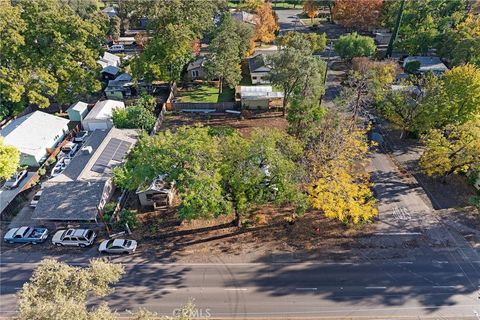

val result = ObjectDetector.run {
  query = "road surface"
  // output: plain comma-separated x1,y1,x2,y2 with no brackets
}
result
1,256,480,319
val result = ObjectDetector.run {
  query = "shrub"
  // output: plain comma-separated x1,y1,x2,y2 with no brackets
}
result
38,168,46,176
115,209,140,230
469,195,480,209
404,60,421,74
335,32,376,61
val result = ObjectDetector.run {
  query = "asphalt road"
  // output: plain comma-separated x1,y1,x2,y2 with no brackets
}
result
1,257,480,319
275,9,309,34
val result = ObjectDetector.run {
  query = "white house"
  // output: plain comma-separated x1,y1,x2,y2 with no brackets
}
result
248,53,274,84
0,111,69,167
97,52,121,68
82,100,125,131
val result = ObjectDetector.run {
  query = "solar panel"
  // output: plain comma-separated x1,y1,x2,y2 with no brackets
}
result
91,138,132,174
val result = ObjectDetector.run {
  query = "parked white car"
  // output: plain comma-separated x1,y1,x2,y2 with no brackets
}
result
73,130,88,143
52,229,96,247
108,44,124,53
30,190,43,208
4,170,28,189
98,239,137,254
50,158,71,177
58,142,79,159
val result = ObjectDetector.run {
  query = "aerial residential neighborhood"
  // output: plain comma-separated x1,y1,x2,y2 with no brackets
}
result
0,0,480,319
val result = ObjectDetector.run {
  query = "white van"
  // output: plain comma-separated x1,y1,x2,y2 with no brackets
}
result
108,44,124,53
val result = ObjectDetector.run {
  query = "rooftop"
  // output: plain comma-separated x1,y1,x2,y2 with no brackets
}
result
67,101,88,113
239,86,284,99
403,56,448,73
33,128,138,221
102,65,121,76
248,53,272,73
83,100,125,121
0,111,69,157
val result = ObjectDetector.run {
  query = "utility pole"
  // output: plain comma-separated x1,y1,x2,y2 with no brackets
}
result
386,0,405,58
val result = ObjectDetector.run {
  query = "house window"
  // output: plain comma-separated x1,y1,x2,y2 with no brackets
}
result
192,70,199,78
252,76,257,80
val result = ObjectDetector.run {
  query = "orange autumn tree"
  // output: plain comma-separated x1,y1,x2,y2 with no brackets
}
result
303,0,319,23
255,3,279,43
332,0,383,30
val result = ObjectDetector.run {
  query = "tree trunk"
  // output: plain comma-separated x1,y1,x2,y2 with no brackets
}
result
233,204,242,228
386,0,405,58
282,92,288,117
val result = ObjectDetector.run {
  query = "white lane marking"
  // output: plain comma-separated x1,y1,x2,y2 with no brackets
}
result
374,232,422,236
223,288,248,291
432,286,456,288
432,260,449,264
398,261,413,264
161,288,178,291
365,286,387,289
295,287,318,291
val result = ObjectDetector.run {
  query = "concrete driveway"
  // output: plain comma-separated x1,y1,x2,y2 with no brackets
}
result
0,172,35,213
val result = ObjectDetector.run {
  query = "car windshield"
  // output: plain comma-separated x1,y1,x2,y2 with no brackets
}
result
33,195,41,201
106,239,115,248
85,230,93,239
124,240,132,247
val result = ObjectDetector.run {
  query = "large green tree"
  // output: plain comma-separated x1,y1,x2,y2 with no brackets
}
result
269,36,326,116
420,118,480,178
0,0,107,117
334,32,376,61
17,258,124,320
381,0,467,54
114,126,230,220
112,94,157,132
205,14,255,93
220,129,308,226
438,14,480,67
0,138,20,180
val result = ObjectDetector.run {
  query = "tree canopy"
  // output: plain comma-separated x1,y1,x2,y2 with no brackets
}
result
112,94,157,132
332,0,383,30
420,118,480,177
254,3,279,43
381,0,467,55
205,13,255,93
438,14,480,67
278,31,327,53
334,32,376,61
0,138,20,180
0,0,108,118
17,258,124,320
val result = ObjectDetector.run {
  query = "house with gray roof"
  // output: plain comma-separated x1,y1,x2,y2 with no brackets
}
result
32,128,138,221
248,52,274,84
186,57,206,80
403,56,448,75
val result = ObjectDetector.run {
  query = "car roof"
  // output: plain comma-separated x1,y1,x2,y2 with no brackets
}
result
112,239,126,246
66,229,89,237
16,226,29,235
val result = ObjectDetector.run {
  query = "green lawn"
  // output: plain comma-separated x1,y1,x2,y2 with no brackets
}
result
227,1,301,9
176,85,235,103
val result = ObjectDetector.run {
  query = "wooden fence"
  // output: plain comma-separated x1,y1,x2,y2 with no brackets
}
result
166,101,239,112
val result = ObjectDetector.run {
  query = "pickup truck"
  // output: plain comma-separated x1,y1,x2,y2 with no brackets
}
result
4,226,49,244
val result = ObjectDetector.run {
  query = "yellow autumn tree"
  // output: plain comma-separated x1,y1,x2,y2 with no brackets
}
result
239,0,264,12
308,167,378,224
303,0,319,23
306,113,378,225
255,3,278,44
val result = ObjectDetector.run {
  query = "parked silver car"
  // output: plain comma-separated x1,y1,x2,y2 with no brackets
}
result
73,130,88,143
4,170,28,189
52,229,96,247
98,239,137,254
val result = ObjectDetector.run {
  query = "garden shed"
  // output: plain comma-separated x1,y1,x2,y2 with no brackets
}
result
67,101,89,122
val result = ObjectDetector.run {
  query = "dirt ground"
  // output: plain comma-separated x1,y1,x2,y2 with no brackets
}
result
131,204,375,263
160,111,288,137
